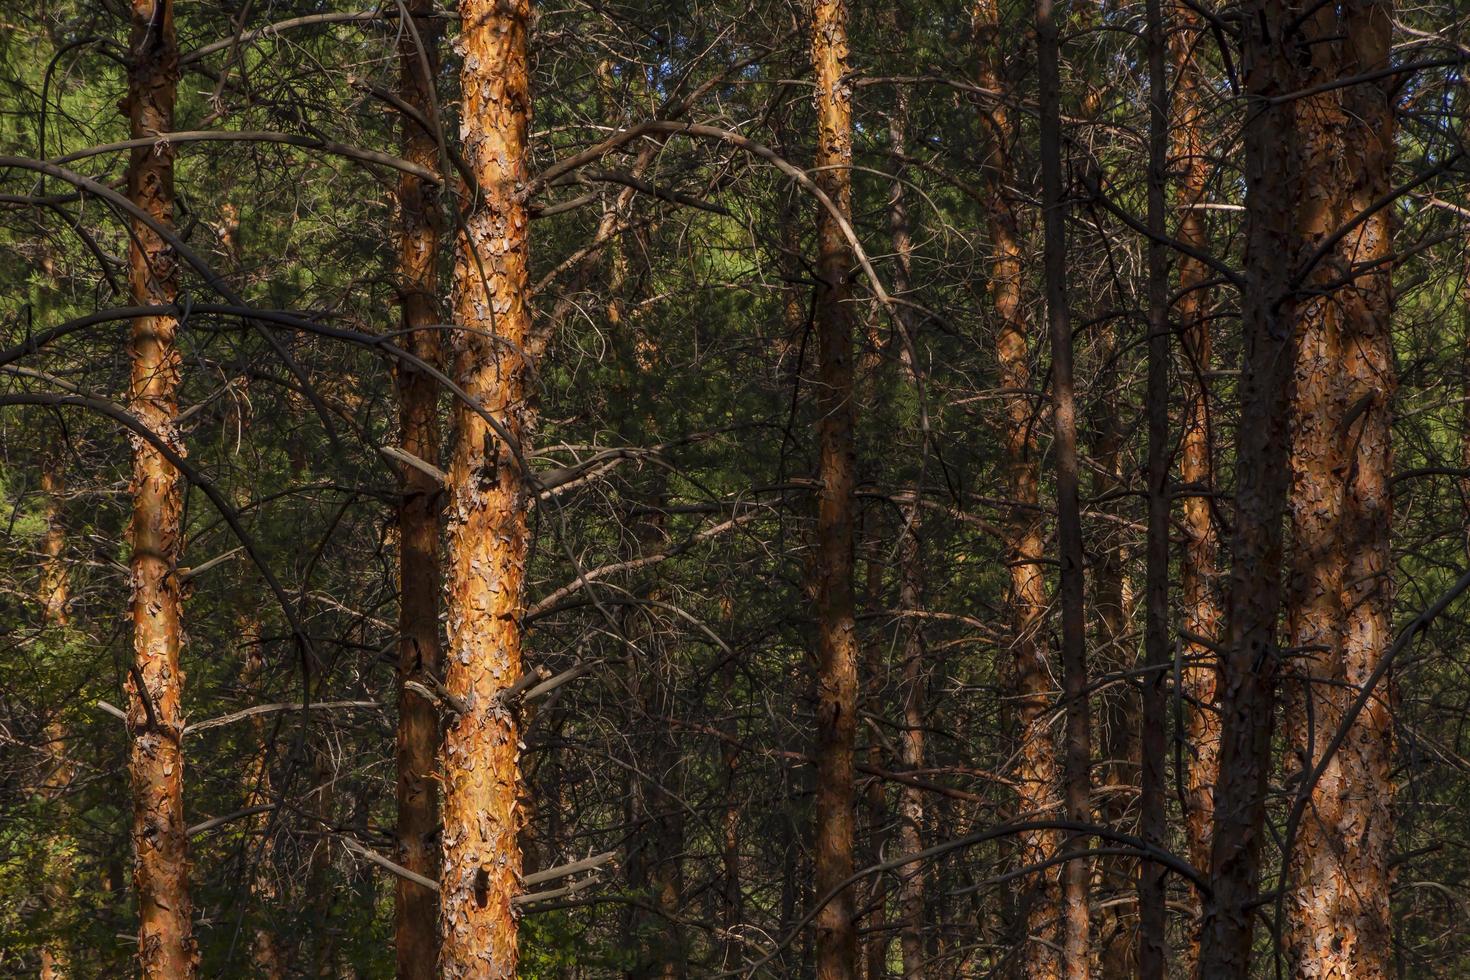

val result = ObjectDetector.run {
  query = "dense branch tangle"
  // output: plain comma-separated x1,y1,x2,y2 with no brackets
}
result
0,0,1466,977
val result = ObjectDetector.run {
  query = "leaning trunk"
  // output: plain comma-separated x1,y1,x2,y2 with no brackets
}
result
439,0,534,974
123,1,196,975
393,2,446,976
809,0,861,977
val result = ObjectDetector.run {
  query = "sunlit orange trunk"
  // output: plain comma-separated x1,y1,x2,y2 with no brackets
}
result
38,458,74,980
1168,2,1220,946
808,1,860,977
394,2,445,976
439,0,533,974
123,1,196,975
1283,3,1397,975
974,1,1060,974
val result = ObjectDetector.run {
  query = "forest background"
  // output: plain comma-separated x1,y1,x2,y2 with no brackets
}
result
0,0,1468,977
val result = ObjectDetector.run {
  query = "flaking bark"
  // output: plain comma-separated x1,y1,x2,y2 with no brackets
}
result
1169,5,1221,963
1282,3,1397,975
123,1,197,975
438,0,535,974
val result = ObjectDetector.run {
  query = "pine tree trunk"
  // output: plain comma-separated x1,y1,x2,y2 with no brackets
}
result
625,495,687,980
973,3,1062,973
1137,0,1170,973
393,2,445,976
1196,1,1306,970
38,457,74,980
1282,3,1397,975
895,502,927,980
236,615,286,980
1092,323,1137,980
880,70,928,978
123,2,196,974
718,637,743,972
439,0,534,974
861,542,891,980
1036,1,1092,973
1169,5,1220,965
809,0,860,976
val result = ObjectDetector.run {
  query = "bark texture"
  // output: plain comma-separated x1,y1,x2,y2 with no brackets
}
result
1196,0,1307,971
123,1,197,974
394,2,445,976
439,0,534,974
1282,3,1397,976
809,0,860,977
973,2,1061,973
1169,0,1220,932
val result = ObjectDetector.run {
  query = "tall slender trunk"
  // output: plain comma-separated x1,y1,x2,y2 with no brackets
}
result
624,494,686,980
1196,1,1307,971
809,0,860,976
307,742,342,977
881,70,929,979
38,458,74,980
973,2,1061,973
1036,2,1091,974
1169,2,1220,956
1462,261,1470,560
1092,324,1136,980
439,0,533,974
718,632,743,972
393,2,445,976
123,2,196,974
895,502,927,980
1137,0,1170,974
237,615,286,980
861,544,891,980
1283,3,1397,975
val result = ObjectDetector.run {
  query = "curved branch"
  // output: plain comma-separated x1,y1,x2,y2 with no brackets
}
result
0,391,318,677
523,120,893,309
0,155,340,447
50,130,439,185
